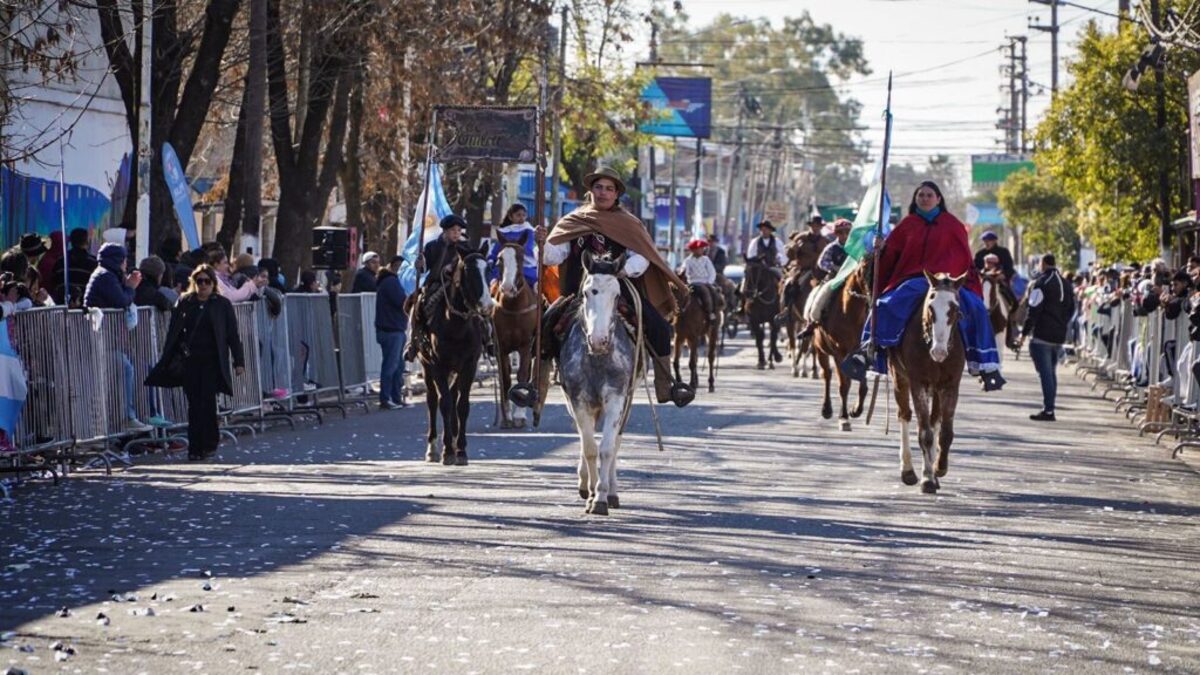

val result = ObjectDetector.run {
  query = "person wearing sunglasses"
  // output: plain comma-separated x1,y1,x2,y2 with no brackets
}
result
150,264,245,461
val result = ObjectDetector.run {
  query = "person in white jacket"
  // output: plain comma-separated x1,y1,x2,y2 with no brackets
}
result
681,239,718,320
207,248,264,303
745,220,788,270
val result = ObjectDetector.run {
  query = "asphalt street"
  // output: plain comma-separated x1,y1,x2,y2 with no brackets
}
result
2,336,1199,673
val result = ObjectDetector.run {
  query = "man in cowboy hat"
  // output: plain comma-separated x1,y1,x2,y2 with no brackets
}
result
19,233,47,267
682,238,719,321
535,166,695,407
404,214,472,361
798,218,854,340
746,220,787,270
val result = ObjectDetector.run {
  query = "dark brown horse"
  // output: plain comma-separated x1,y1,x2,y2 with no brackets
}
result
673,285,723,393
742,260,783,369
890,272,967,494
780,265,819,378
419,246,494,465
490,236,545,428
812,261,870,431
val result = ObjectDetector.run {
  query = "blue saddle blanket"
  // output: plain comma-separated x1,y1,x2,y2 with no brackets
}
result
863,276,1001,374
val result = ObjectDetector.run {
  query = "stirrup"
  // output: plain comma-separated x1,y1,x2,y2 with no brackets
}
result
507,382,538,408
980,370,1006,392
670,381,695,407
840,351,868,383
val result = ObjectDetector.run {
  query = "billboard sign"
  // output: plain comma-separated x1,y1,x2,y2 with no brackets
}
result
1188,71,1200,193
971,153,1034,191
640,77,712,138
435,106,538,162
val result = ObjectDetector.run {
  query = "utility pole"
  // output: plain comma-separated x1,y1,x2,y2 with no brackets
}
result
1018,36,1029,154
1029,0,1060,94
1151,0,1171,254
1001,39,1019,154
1119,0,1131,30
549,5,566,223
723,85,747,250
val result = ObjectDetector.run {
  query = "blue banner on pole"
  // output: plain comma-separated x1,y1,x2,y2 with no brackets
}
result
162,142,200,250
640,77,712,138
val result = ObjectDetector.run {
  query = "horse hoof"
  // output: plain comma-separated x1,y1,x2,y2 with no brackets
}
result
455,453,469,466
792,368,799,378
757,362,765,370
587,500,609,516
579,487,589,500
425,453,439,463
821,406,833,420
607,495,620,509
936,455,949,476
773,352,783,363
441,452,456,466
499,419,513,429
708,383,715,393
901,469,918,486
839,420,852,432
515,418,526,429
920,479,938,494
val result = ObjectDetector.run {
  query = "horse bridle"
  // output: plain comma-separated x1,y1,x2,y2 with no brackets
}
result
921,284,961,346
444,253,487,320
746,263,779,305
496,241,527,294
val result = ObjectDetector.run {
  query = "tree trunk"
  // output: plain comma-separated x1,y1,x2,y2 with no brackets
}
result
341,63,365,245
218,84,251,253
240,0,268,253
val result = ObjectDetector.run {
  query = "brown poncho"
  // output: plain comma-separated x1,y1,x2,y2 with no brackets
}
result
548,199,684,316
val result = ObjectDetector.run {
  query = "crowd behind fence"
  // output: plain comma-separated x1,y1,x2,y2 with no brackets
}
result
1069,260,1200,459
0,292,387,494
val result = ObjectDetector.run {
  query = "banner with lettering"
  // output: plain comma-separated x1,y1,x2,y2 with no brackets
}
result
435,106,538,162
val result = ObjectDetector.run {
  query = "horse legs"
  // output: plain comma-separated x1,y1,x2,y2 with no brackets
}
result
707,326,718,393
673,330,685,382
687,335,699,391
435,371,457,466
453,360,478,465
606,432,623,510
575,411,599,507
786,319,798,376
769,321,782,367
818,350,833,419
851,367,868,418
935,387,959,477
753,322,766,369
513,344,531,428
892,366,917,486
911,386,938,493
496,346,513,429
588,397,625,516
836,361,853,432
424,367,440,462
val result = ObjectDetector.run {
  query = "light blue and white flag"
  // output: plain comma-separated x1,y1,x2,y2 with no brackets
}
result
0,317,28,447
830,110,893,289
398,163,455,294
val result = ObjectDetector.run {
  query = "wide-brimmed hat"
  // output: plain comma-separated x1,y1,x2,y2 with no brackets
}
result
757,220,776,232
19,233,47,257
833,219,852,232
686,239,709,252
583,167,626,194
807,214,824,226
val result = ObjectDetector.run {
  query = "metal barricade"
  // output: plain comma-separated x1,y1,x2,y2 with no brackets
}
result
256,295,292,399
218,302,265,434
335,293,380,398
9,307,71,456
154,310,190,427
285,293,346,415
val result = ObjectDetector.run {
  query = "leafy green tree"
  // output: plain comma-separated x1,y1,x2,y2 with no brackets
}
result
656,11,871,205
1034,16,1200,262
997,168,1079,269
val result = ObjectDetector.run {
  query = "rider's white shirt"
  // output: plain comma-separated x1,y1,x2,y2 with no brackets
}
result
542,240,650,278
682,255,717,285
746,235,788,267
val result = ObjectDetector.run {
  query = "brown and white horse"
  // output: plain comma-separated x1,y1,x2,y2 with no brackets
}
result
491,235,547,428
890,272,967,494
673,284,723,393
982,276,1019,359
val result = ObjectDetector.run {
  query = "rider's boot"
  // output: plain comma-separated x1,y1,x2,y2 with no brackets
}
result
797,321,818,340
650,354,695,407
404,303,423,362
980,369,1006,392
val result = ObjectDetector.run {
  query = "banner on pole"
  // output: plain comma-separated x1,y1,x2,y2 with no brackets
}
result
161,142,200,249
434,106,538,162
640,77,713,138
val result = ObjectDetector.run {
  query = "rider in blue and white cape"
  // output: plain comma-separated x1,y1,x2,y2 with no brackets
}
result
488,203,538,288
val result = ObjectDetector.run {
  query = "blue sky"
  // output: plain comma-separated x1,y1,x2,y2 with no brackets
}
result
646,0,1121,165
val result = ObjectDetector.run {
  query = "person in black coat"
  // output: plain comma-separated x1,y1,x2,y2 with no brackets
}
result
1018,254,1075,422
352,251,381,293
973,231,1015,282
152,264,245,461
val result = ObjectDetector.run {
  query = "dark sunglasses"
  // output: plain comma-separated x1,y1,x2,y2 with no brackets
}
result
195,277,215,286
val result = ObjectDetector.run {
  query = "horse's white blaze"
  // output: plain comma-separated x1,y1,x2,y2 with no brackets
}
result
475,259,495,311
927,286,958,362
498,247,520,296
581,274,620,354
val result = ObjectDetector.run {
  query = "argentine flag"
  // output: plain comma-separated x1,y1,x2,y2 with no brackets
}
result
829,109,893,290
398,163,455,294
0,313,28,447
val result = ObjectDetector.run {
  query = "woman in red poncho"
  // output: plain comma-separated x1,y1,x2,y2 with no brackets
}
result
865,181,1005,391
